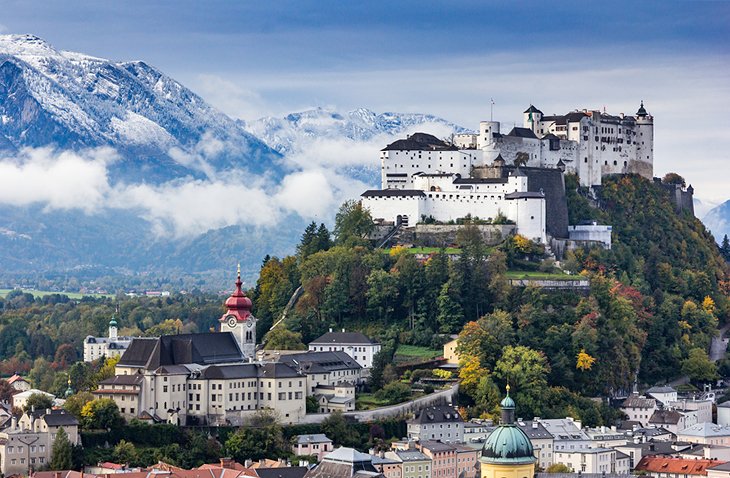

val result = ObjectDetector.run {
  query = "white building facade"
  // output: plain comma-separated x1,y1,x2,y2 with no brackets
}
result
308,330,381,370
83,318,136,362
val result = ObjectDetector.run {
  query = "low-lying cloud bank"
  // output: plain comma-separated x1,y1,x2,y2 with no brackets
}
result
0,122,456,237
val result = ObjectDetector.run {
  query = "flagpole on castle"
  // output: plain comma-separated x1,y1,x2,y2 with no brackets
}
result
490,98,495,122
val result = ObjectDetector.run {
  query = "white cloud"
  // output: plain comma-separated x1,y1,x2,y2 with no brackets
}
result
192,74,270,121
0,147,114,212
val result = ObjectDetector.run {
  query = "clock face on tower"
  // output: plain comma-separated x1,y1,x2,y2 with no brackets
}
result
246,320,253,328
226,315,238,328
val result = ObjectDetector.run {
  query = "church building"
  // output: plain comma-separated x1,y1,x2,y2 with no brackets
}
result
479,386,537,478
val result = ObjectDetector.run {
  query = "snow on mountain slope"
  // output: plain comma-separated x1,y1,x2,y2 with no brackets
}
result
0,34,281,183
703,199,730,243
246,107,469,155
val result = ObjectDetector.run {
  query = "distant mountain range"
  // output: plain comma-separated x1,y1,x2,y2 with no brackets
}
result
0,34,465,287
703,200,730,243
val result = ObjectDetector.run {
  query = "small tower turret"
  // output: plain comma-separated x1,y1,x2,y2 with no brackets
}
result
633,101,654,179
523,105,542,132
108,316,118,341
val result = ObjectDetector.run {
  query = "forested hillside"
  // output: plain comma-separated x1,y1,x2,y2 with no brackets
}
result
0,173,727,428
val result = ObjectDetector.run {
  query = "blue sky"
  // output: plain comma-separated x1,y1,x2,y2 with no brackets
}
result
2,0,729,205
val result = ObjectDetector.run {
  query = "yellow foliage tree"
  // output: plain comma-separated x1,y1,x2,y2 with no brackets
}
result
389,245,408,257
576,349,596,371
703,296,716,314
512,234,533,254
433,369,453,379
458,355,487,395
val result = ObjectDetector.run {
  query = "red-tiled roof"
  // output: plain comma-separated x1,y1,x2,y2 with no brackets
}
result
635,456,725,476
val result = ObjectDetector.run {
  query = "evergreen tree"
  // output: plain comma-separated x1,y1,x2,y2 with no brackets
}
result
315,223,333,252
296,222,319,259
436,281,464,333
50,427,73,470
334,200,374,246
721,235,730,262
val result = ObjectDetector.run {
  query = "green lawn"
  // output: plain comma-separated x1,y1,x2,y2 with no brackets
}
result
505,271,577,281
356,393,390,410
0,288,114,299
395,345,442,360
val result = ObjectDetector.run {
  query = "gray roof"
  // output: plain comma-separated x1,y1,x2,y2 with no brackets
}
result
382,133,458,152
410,405,463,425
394,450,430,462
679,423,730,437
310,332,378,346
646,385,676,394
504,191,544,199
118,333,243,369
296,434,332,445
622,394,657,409
98,374,143,386
514,420,553,439
280,351,362,374
708,463,730,472
649,409,682,425
538,418,590,441
361,189,426,198
419,440,456,452
507,127,538,139
42,410,78,427
258,467,308,478
200,364,259,379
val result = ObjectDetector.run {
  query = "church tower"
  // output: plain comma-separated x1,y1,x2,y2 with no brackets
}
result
219,265,257,360
480,386,536,478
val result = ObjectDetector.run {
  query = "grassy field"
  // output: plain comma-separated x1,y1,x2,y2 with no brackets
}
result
0,289,114,299
505,270,577,281
356,390,425,410
395,344,442,360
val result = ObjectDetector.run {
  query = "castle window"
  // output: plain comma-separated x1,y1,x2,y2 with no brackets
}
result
614,161,617,166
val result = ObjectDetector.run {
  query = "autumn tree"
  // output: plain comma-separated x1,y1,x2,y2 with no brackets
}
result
682,347,718,384
80,398,124,430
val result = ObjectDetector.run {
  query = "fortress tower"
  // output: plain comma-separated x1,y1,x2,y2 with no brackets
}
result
632,101,654,178
480,386,537,478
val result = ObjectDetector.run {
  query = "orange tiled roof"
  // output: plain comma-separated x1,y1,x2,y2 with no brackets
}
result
635,456,726,476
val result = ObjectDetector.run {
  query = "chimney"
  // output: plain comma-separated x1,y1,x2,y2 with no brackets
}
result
532,422,538,429
11,416,17,429
46,408,51,416
329,328,333,333
244,459,252,468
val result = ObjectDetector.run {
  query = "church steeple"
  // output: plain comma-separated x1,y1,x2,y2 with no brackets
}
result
219,265,256,360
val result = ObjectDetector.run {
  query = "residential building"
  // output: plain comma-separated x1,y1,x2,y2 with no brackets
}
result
646,386,678,406
463,421,492,444
313,382,356,413
371,453,403,478
304,447,385,478
649,410,692,435
669,399,713,425
635,456,722,478
538,417,591,452
515,420,554,470
391,449,431,478
418,441,457,478
454,445,479,478
678,424,730,446
443,337,459,367
708,462,730,478
719,402,730,427
5,374,31,392
553,448,630,474
278,351,364,394
679,444,730,461
621,394,658,427
308,329,381,370
407,405,465,444
584,426,629,448
613,441,691,470
293,434,334,461
12,389,56,411
0,409,79,476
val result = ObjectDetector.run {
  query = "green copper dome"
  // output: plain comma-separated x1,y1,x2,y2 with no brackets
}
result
109,317,118,327
481,386,536,465
481,425,535,464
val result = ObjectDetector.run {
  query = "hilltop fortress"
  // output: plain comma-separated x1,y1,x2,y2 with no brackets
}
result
361,103,654,244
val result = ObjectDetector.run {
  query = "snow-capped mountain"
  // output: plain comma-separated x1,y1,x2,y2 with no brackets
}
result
703,199,730,243
245,107,469,155
0,34,280,183
0,35,470,286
